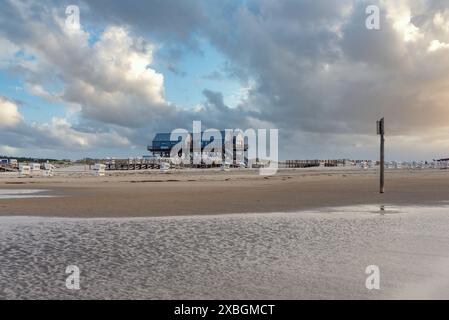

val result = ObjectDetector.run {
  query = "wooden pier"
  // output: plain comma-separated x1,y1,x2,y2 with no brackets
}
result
284,160,340,168
105,159,160,170
284,160,320,168
105,158,230,170
0,164,18,172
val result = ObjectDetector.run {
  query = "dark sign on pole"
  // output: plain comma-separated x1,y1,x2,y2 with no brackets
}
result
376,119,384,135
377,118,385,193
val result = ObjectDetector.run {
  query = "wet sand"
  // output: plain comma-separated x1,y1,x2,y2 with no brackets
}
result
1,168,449,217
2,205,449,299
2,168,449,299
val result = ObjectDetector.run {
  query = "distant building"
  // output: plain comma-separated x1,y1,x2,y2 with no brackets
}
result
0,159,17,167
149,132,191,157
148,131,247,164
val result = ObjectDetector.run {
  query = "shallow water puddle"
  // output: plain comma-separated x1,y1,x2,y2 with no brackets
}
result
314,204,404,216
0,189,54,199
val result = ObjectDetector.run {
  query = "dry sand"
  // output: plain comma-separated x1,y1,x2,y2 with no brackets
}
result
1,168,449,217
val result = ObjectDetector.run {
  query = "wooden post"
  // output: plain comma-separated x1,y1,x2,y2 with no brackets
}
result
380,131,385,193
377,118,385,193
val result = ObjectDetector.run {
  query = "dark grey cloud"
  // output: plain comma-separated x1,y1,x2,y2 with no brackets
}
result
202,0,449,140
82,0,205,42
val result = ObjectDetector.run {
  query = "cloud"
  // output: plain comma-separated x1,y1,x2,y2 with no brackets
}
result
0,37,19,68
428,39,449,51
25,83,62,103
0,0,179,157
1,116,132,159
0,0,175,125
1,0,449,160
60,26,169,127
0,144,20,156
30,117,131,149
0,97,23,128
203,0,449,143
82,0,205,42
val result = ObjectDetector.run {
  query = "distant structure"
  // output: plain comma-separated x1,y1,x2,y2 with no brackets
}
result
148,131,247,165
148,132,192,158
0,159,18,172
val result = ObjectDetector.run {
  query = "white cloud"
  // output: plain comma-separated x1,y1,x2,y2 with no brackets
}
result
428,39,449,52
433,11,449,32
53,24,168,126
3,1,169,127
385,0,423,42
72,26,167,113
0,145,20,155
30,117,131,149
0,97,23,128
25,83,62,103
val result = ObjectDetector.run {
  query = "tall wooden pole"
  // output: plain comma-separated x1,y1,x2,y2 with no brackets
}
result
380,131,385,193
378,118,385,193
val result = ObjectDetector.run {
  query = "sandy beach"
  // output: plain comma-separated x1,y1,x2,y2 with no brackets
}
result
2,167,449,299
1,168,449,217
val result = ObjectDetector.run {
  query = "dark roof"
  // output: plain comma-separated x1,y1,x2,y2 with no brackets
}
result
152,131,237,142
153,133,173,142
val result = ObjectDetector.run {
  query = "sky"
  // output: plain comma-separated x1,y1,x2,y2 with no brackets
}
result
1,0,449,161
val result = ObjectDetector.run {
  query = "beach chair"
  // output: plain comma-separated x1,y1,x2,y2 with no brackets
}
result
357,161,368,170
43,163,55,177
30,163,42,176
93,163,106,176
394,161,402,169
160,161,170,172
221,161,231,171
19,165,31,177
